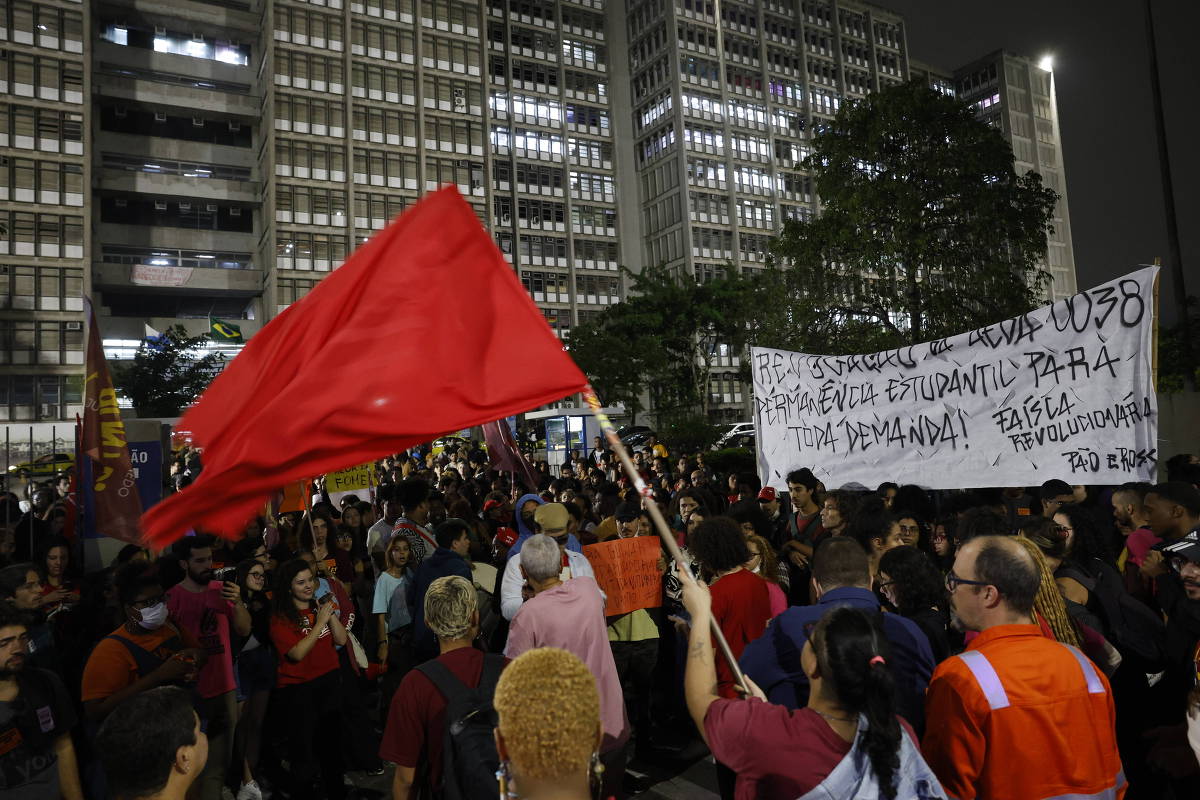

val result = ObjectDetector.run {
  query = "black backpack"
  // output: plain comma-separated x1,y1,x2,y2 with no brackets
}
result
1059,559,1167,671
417,653,507,800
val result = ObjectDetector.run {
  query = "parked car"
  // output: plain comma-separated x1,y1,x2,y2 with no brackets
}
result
8,452,74,477
714,422,754,449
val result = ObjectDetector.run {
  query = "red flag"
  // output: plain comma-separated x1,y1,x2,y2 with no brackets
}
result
141,187,588,545
81,300,143,544
482,419,539,490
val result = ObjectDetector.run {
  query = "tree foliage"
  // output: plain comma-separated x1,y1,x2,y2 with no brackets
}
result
567,265,757,418
771,80,1058,348
112,326,224,417
1158,295,1199,393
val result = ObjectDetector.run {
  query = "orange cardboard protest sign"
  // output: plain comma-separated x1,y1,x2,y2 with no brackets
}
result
582,536,663,617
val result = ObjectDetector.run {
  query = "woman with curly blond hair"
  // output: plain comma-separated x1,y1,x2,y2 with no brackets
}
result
494,647,604,800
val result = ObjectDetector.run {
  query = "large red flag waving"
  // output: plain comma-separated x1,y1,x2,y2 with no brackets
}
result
142,187,587,545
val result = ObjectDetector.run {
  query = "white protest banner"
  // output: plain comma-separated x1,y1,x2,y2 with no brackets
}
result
753,267,1159,490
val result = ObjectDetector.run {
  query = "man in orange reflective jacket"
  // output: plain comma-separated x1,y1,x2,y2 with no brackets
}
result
925,535,1126,800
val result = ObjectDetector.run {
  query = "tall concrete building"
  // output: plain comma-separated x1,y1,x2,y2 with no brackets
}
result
912,51,1079,300
626,0,911,418
0,0,1077,426
0,0,89,423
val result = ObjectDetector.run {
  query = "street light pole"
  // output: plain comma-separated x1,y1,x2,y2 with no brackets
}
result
1145,0,1194,387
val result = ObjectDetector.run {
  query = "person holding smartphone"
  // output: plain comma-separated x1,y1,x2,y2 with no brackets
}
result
269,558,348,799
166,536,251,800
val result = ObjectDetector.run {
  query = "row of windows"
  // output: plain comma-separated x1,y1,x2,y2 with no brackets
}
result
273,50,346,93
353,107,416,145
100,198,253,233
0,1,84,53
0,264,83,311
521,271,620,300
276,232,351,271
274,6,345,49
275,185,348,225
0,156,83,205
276,139,348,180
102,24,250,66
275,277,319,312
274,94,346,137
353,192,410,224
100,106,252,147
0,211,83,258
0,51,83,103
350,62,415,101
351,19,412,62
0,103,82,153
0,320,83,365
101,246,252,271
0,374,82,421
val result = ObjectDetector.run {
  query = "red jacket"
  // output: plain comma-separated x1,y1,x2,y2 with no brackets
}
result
923,624,1125,800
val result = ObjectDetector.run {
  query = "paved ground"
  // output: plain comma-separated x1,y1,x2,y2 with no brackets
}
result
337,738,722,799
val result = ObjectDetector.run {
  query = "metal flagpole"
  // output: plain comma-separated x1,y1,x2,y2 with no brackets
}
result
581,385,750,694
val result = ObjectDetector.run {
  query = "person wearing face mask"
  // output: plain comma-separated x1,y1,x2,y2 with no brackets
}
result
81,563,206,723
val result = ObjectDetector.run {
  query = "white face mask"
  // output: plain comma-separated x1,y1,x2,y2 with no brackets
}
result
137,601,169,630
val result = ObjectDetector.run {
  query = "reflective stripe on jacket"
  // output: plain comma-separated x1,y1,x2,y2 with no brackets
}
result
923,624,1126,800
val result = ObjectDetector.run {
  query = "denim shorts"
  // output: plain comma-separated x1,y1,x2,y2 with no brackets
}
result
235,645,277,701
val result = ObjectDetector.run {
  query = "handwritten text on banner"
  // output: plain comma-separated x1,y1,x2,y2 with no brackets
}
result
752,267,1159,490
582,536,663,617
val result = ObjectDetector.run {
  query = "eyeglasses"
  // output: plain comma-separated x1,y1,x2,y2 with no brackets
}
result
129,594,164,610
898,525,920,534
945,571,990,592
248,570,266,579
876,580,896,592
1054,524,1072,538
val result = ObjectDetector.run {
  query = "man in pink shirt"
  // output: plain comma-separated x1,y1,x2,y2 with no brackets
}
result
505,533,629,793
166,536,251,800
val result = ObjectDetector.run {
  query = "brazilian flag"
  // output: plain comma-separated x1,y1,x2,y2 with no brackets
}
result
209,317,244,343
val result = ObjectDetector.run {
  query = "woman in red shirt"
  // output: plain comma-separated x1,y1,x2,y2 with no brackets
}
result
688,516,775,800
269,558,348,799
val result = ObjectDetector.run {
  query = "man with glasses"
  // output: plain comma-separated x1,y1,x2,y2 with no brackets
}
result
924,535,1125,800
739,537,934,732
500,503,596,621
0,602,83,799
1038,478,1077,518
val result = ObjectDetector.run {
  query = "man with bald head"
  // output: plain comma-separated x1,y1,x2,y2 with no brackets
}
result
924,535,1126,800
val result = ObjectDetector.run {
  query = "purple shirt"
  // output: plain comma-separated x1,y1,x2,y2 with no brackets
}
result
505,576,629,745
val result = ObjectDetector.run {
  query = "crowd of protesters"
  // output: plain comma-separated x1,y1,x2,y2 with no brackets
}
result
0,435,1199,799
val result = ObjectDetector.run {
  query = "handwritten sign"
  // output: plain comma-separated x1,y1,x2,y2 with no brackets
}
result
327,463,373,493
583,536,663,617
753,267,1159,489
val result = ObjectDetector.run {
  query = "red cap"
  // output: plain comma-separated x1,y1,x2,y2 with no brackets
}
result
483,499,504,511
757,487,778,502
494,526,519,548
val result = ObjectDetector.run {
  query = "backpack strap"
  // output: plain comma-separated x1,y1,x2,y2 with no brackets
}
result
103,631,182,680
415,658,465,700
417,653,506,701
475,653,507,698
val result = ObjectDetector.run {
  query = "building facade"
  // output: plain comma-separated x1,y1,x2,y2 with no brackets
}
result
951,51,1077,299
0,0,1078,425
625,0,911,418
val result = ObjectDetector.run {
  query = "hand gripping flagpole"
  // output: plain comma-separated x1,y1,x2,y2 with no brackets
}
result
582,385,749,695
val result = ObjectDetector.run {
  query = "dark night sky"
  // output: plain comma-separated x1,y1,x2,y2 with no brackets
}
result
878,0,1199,324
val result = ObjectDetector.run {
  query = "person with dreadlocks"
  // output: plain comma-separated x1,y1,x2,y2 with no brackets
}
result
494,647,604,800
925,535,1125,800
1018,522,1121,676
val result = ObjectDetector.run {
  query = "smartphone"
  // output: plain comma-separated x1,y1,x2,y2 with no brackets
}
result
213,566,237,582
317,593,333,606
